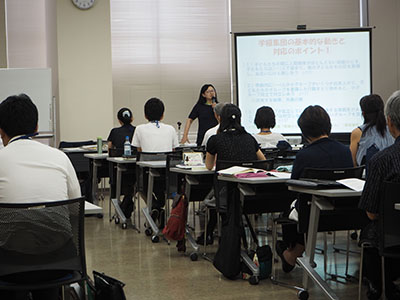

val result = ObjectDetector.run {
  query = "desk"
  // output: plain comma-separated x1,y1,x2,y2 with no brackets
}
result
84,153,108,206
136,161,166,242
106,157,138,230
288,185,362,300
395,203,400,210
218,175,294,285
170,167,214,260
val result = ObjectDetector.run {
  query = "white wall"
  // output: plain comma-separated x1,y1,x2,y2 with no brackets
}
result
231,0,359,33
369,0,400,101
0,0,6,68
57,0,113,141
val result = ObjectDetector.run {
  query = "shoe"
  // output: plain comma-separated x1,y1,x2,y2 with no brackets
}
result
196,233,213,245
275,240,295,273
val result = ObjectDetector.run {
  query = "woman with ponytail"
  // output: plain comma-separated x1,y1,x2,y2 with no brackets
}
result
205,104,265,170
198,104,265,248
107,107,136,219
350,94,395,166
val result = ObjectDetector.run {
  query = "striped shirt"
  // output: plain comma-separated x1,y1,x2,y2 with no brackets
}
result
359,136,400,214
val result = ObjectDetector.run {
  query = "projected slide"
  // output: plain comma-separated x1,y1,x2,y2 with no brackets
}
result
235,29,371,134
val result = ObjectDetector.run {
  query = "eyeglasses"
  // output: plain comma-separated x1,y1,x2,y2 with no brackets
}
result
205,90,215,94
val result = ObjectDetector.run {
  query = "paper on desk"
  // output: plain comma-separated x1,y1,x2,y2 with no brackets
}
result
267,171,292,179
336,178,365,192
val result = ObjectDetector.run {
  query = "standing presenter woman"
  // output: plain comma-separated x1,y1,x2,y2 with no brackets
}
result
180,84,219,146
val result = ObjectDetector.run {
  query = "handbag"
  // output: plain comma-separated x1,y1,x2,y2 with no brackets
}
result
93,270,127,300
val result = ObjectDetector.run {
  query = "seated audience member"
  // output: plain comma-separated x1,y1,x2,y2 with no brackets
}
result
358,90,400,300
350,94,394,166
0,94,81,300
197,104,265,245
252,106,288,148
132,97,178,227
201,102,226,147
276,105,353,273
107,107,136,218
132,98,178,153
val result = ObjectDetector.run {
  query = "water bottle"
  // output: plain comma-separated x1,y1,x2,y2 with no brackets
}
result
97,137,102,154
124,136,131,156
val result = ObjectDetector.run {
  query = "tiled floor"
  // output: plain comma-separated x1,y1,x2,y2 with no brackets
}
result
85,197,365,300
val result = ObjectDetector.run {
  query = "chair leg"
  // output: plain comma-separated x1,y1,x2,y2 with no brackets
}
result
358,245,365,300
345,230,350,277
382,256,386,300
323,232,328,280
203,208,208,252
192,201,196,229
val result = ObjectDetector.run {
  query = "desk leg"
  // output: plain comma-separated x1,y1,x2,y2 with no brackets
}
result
92,161,101,206
142,169,159,238
297,196,339,300
303,196,320,289
110,165,128,228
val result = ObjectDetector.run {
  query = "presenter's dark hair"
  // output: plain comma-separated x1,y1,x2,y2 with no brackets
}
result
298,105,331,140
145,98,164,121
0,94,38,138
254,106,276,129
197,84,218,104
360,94,387,137
219,104,245,134
117,107,133,125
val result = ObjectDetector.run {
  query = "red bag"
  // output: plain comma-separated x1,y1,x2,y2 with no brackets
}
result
162,194,188,241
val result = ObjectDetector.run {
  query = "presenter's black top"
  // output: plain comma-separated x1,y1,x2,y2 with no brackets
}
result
107,124,135,149
207,130,259,170
188,103,218,146
291,137,353,179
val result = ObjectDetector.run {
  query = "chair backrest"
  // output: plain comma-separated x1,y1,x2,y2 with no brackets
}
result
136,151,175,196
215,158,274,173
137,151,175,162
108,146,137,158
0,197,86,278
380,181,400,253
262,148,280,159
59,140,96,148
301,166,365,180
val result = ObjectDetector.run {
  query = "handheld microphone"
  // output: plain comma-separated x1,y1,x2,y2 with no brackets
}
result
212,96,216,103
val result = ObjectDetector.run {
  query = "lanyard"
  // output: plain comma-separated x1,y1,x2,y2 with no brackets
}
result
8,133,38,144
151,121,160,128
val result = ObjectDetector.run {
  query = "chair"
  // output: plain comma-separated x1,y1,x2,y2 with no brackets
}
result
108,147,138,230
0,197,87,299
358,180,400,299
299,166,366,281
59,140,97,203
136,151,175,242
165,153,204,261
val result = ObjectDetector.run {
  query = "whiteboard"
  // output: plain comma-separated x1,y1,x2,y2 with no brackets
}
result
0,68,53,132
